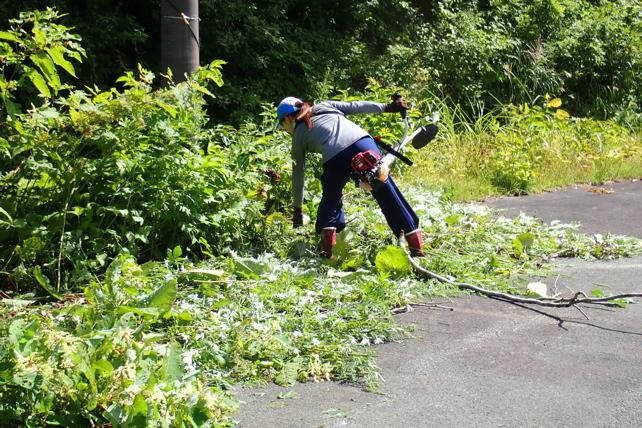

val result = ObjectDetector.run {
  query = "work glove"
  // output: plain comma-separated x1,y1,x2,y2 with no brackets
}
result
292,206,303,228
384,99,408,113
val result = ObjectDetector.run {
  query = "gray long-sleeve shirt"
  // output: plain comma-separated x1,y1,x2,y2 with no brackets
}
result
291,100,385,208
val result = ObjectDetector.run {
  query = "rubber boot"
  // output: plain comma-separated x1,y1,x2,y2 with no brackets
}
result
320,227,337,258
405,229,425,257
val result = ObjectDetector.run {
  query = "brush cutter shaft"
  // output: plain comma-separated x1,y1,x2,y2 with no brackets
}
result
381,125,425,168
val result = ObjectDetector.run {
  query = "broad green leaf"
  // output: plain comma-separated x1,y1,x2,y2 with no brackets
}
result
375,245,411,276
164,341,185,383
117,306,160,317
92,91,113,104
155,99,177,118
32,26,45,45
25,68,51,98
206,60,226,85
191,82,215,98
233,258,269,279
92,359,114,374
445,214,461,226
47,45,77,77
31,52,61,91
0,31,20,42
172,245,182,258
8,318,38,347
139,279,177,314
68,50,83,62
0,207,13,224
130,394,148,428
2,95,21,117
104,404,125,426
513,232,534,258
517,232,535,251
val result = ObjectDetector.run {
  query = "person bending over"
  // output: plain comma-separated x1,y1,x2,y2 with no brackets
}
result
276,96,424,258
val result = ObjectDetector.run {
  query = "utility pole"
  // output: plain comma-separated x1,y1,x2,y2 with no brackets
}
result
161,0,199,84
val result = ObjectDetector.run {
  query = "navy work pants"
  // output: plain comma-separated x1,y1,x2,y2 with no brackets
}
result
315,136,419,236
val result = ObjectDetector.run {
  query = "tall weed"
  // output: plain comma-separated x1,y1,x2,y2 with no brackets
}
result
409,97,642,199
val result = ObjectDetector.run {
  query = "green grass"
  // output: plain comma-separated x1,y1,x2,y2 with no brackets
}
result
405,100,642,201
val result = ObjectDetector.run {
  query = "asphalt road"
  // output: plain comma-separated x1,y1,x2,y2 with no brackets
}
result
234,180,642,428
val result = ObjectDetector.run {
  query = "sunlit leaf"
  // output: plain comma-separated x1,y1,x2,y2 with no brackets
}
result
164,341,185,383
139,279,177,314
547,98,562,108
555,109,570,119
375,245,412,276
130,395,148,428
25,68,51,98
0,207,13,224
0,30,20,42
31,52,61,91
47,45,77,77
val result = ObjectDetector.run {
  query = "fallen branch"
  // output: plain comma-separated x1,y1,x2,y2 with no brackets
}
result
392,302,454,314
399,237,642,308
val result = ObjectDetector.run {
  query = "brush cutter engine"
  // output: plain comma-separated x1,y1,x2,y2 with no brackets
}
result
350,150,390,190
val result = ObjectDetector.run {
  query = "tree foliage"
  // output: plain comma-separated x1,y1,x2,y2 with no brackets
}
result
1,1,638,122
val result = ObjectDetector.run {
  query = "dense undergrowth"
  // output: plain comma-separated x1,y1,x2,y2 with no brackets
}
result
1,10,642,427
3,190,641,426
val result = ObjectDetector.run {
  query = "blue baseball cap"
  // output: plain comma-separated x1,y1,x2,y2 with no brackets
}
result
276,97,302,125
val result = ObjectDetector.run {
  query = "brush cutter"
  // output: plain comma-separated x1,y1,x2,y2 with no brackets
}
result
351,93,439,190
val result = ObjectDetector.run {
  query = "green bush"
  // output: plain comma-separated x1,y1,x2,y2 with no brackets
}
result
0,11,300,292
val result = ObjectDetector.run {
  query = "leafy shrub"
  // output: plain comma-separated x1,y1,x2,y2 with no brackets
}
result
0,8,85,117
0,10,299,292
548,1,642,117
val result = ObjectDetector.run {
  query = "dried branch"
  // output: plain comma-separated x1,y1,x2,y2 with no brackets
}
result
392,302,454,314
399,237,642,308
